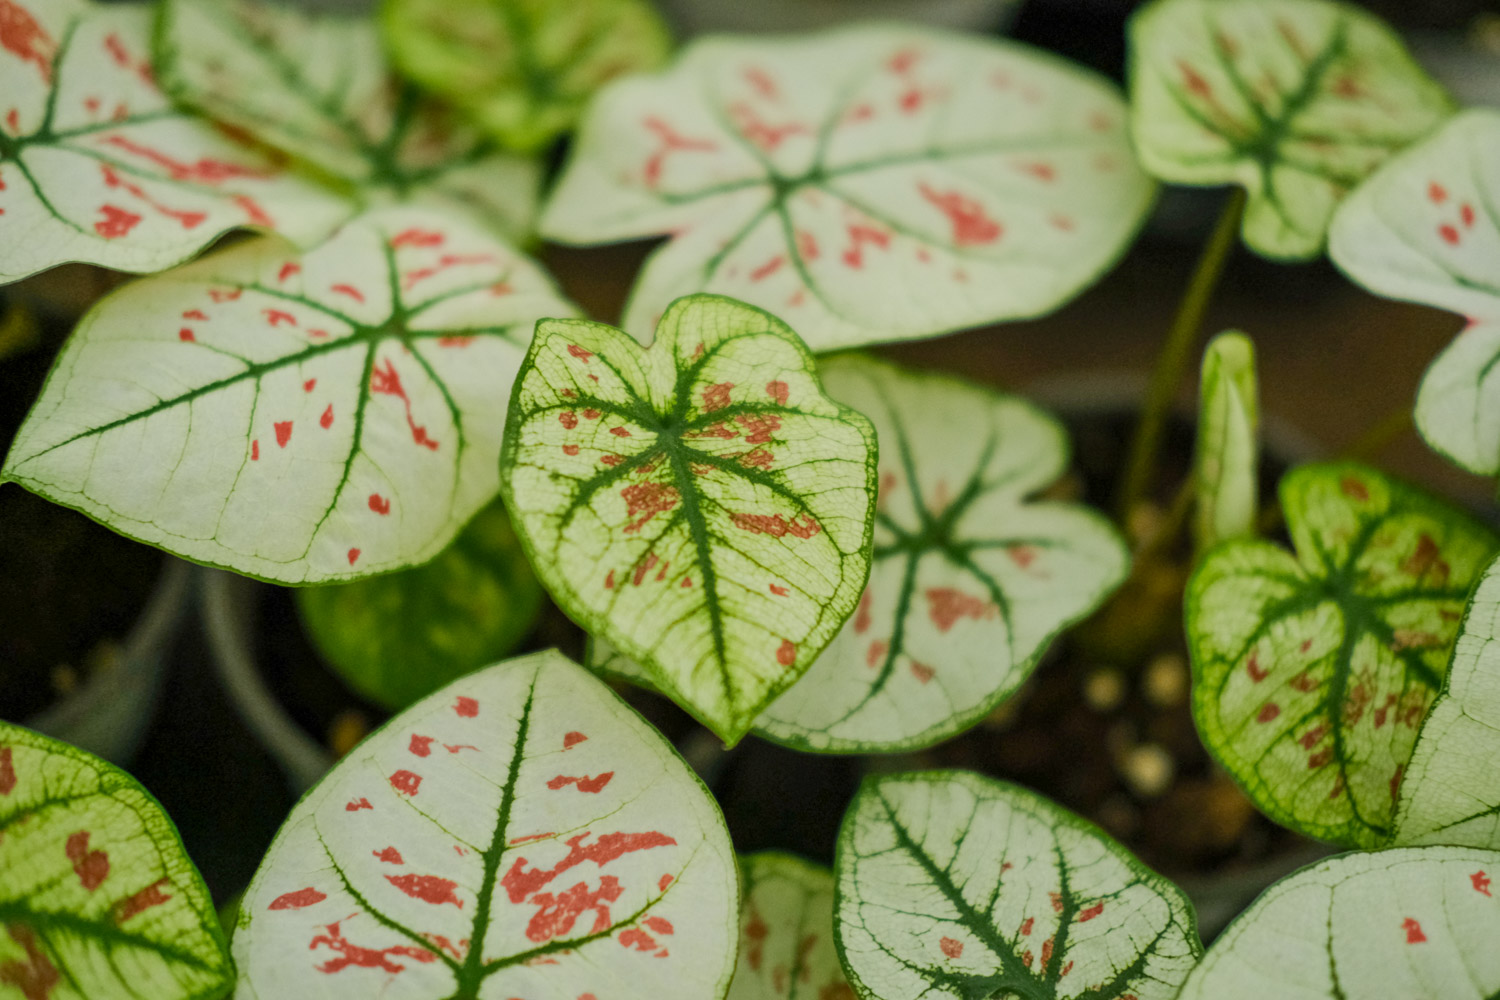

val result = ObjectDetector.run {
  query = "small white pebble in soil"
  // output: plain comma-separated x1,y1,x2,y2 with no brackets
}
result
1120,743,1175,799
1142,652,1188,708
1083,668,1126,712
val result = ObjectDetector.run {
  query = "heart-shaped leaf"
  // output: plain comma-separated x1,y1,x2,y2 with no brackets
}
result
154,0,540,242
232,650,738,999
297,498,544,711
1175,846,1500,1000
0,720,230,1000
1195,330,1260,551
380,0,672,155
729,853,849,1000
540,23,1155,351
3,206,577,583
835,771,1201,1000
0,0,349,282
1329,109,1500,475
1186,461,1498,847
1129,0,1452,260
1394,553,1500,849
500,294,876,745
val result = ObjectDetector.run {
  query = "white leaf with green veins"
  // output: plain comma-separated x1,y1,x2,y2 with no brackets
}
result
233,649,738,1000
0,720,231,1000
1395,554,1500,849
1186,462,1498,847
500,294,876,745
729,853,850,1000
835,771,1201,1000
1194,331,1259,551
0,0,349,283
2,206,577,584
541,23,1154,351
154,0,540,243
1129,0,1452,260
1329,109,1500,475
1176,846,1500,1000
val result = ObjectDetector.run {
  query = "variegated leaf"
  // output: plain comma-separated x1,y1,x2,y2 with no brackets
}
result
1195,330,1259,551
729,853,849,1000
232,649,738,1000
0,0,349,282
541,23,1154,351
2,207,577,584
1186,462,1498,847
1129,0,1452,260
0,720,231,1000
835,771,1201,1000
1329,108,1500,475
500,294,876,745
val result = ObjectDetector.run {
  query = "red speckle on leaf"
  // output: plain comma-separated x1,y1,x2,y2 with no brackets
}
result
1292,671,1319,693
278,262,300,282
1179,60,1212,99
178,328,195,343
502,830,677,943
320,404,334,429
1473,871,1492,896
302,379,316,393
1078,901,1104,922
609,426,632,438
1403,918,1426,944
0,924,59,1000
114,878,172,923
1340,476,1369,501
263,309,297,328
1022,949,1034,968
1461,203,1475,228
919,184,1001,246
392,228,444,248
1428,181,1448,204
703,382,734,412
424,934,468,961
1049,213,1075,231
1019,917,1033,936
269,887,326,910
729,101,808,150
777,639,796,666
369,494,390,515
182,309,208,321
641,116,718,188
743,65,779,99
0,1,57,82
910,661,935,684
1257,703,1281,723
604,569,616,589
842,222,891,269
568,344,594,362
866,640,889,668
208,287,242,303
331,284,364,302
584,408,601,420
1008,544,1040,570
444,743,477,754
455,696,478,717
310,920,437,974
346,798,372,811
731,512,821,539
94,204,141,239
547,773,614,793
409,734,434,757
1245,651,1269,683
564,731,588,749
619,928,658,951
621,483,680,533
370,358,440,451
274,421,293,447
1307,748,1332,769
1439,223,1461,245
644,916,674,935
563,444,580,456
0,748,14,795
1299,725,1327,749
926,588,995,631
769,584,789,596
347,548,360,565
1015,161,1056,183
1040,937,1054,972
940,937,963,958
509,833,555,846
750,255,785,281
737,413,782,444
559,411,578,429
65,832,108,891
389,770,422,796
659,874,674,891
386,874,463,908
766,381,789,406
374,847,403,864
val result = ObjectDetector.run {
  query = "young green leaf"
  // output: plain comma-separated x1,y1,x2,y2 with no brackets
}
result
1329,109,1500,476
1394,554,1500,849
1129,0,1452,260
501,294,876,745
154,0,540,242
1176,846,1500,1000
380,0,672,155
297,498,544,711
835,771,1201,1000
1195,331,1260,551
0,0,349,283
233,649,738,999
2,207,577,584
729,853,849,1000
1186,461,1498,847
0,720,231,1000
541,23,1154,350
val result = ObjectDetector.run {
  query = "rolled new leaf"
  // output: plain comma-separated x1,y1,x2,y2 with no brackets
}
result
1176,846,1500,1000
835,771,1201,1000
501,294,876,745
1187,462,1498,846
233,649,738,999
0,721,231,1000
1129,0,1452,260
729,853,850,1000
541,23,1154,350
1194,331,1259,551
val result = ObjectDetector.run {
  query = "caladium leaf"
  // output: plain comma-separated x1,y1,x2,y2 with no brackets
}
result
1176,845,1500,1000
1394,554,1500,849
1129,0,1452,260
541,23,1155,351
2,206,577,584
232,649,738,999
1329,109,1500,475
0,0,349,283
729,853,849,1000
1194,330,1260,551
0,720,231,1000
835,770,1201,1000
1186,461,1498,847
297,498,544,711
380,0,672,155
500,294,876,745
154,0,540,242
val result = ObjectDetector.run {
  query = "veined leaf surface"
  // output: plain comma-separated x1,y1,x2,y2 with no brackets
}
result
729,853,849,1000
1186,462,1498,847
0,720,231,1000
154,0,539,242
1129,0,1452,260
1194,331,1259,551
233,650,738,1000
835,771,1201,1000
541,23,1154,350
2,207,577,584
0,0,348,282
1395,554,1500,848
1329,109,1500,475
1176,846,1500,1000
380,0,671,155
501,294,876,745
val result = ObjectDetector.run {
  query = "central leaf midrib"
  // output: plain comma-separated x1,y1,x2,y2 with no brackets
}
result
664,439,730,691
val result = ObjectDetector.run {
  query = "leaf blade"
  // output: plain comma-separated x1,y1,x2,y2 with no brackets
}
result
729,853,849,1000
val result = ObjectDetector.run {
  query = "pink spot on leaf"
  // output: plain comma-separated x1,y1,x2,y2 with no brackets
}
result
274,421,292,447
777,639,796,666
269,887,326,910
564,732,587,749
320,404,333,429
385,874,463,908
1403,918,1426,944
409,734,433,757
389,770,421,795
369,494,390,515
66,832,108,890
374,847,403,864
547,773,614,793
940,937,962,958
455,696,478,717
